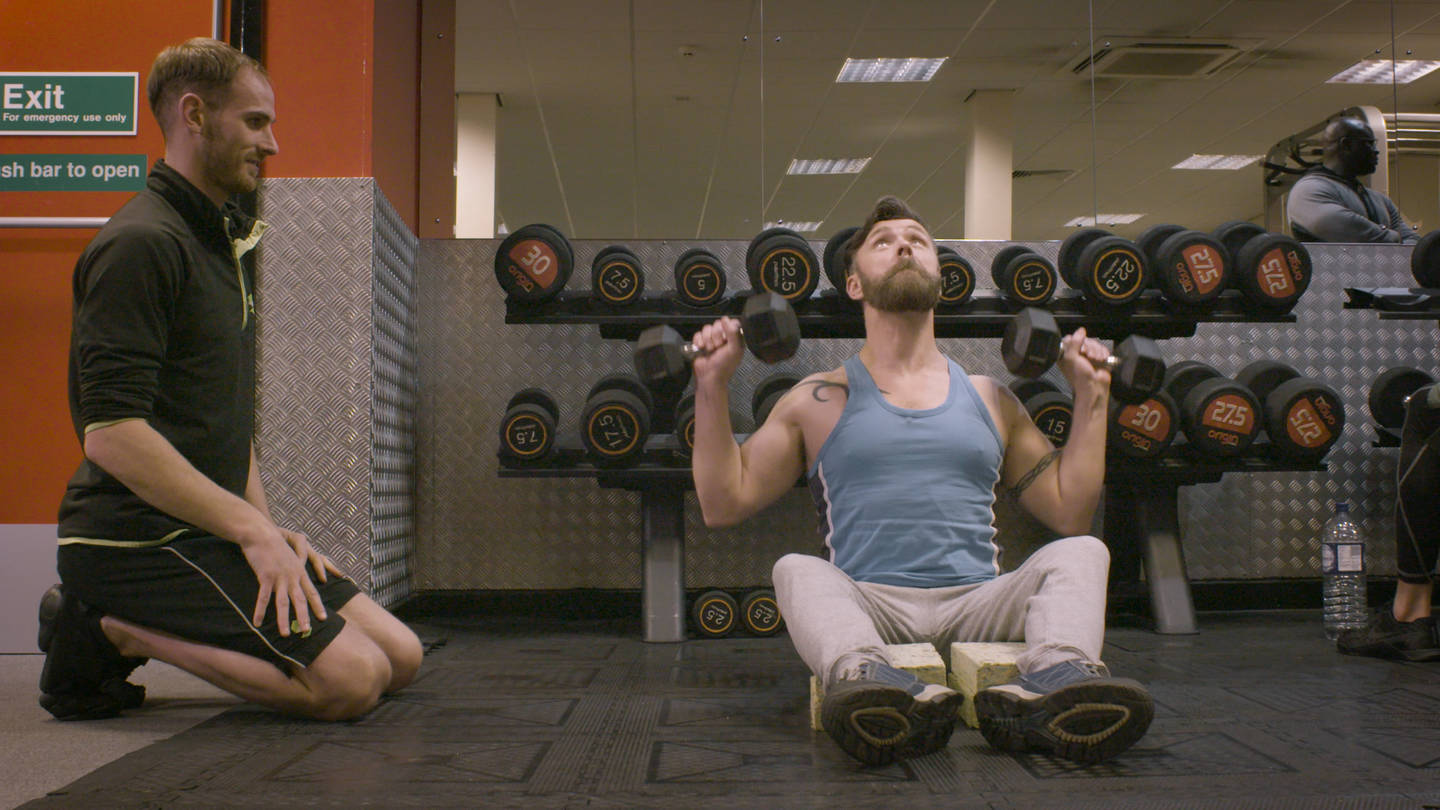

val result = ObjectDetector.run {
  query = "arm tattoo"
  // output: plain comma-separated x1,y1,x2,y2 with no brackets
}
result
795,380,849,403
1006,449,1060,499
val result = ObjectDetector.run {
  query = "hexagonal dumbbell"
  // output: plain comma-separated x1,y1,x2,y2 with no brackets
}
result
1235,360,1344,462
633,292,801,387
1000,307,1165,404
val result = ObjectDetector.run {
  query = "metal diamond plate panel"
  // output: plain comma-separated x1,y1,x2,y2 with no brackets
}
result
370,186,419,606
254,178,418,605
419,237,1431,588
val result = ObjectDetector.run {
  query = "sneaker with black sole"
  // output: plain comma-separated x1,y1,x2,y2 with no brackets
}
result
974,659,1153,765
819,659,964,767
1336,606,1440,662
37,584,147,720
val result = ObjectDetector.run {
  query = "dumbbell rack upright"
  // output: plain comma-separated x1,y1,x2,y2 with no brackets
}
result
502,283,1319,640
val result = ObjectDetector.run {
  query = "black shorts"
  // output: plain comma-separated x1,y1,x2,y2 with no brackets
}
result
57,534,361,674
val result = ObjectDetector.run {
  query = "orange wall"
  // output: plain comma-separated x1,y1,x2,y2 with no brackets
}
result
263,3,374,181
0,1,212,524
0,1,440,524
373,0,421,227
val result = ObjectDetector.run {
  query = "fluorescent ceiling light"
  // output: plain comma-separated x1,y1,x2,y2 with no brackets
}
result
1327,59,1440,85
1172,154,1263,170
763,220,821,233
787,157,871,175
836,57,947,83
1064,214,1145,227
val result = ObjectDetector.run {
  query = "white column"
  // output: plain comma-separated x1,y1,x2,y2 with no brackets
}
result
455,93,498,238
963,90,1015,240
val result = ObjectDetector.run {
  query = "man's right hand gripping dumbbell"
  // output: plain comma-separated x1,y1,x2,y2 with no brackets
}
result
633,291,801,386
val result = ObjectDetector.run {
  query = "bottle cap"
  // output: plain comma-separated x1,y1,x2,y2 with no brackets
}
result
1335,501,1349,512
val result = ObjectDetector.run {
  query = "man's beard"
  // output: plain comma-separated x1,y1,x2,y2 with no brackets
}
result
859,258,940,312
199,121,255,196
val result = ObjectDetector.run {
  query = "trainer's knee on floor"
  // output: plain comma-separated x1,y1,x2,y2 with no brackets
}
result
307,662,387,721
387,629,423,692
301,635,391,721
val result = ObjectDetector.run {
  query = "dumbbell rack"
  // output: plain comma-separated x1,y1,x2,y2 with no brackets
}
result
508,288,1296,341
1105,446,1325,634
503,293,1311,642
497,437,696,642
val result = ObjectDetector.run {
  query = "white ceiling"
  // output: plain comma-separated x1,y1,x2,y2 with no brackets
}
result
455,0,1440,241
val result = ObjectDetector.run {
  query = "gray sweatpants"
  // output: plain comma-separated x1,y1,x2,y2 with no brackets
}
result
772,535,1110,689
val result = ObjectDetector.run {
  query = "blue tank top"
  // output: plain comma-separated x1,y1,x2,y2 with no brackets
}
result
807,355,1005,587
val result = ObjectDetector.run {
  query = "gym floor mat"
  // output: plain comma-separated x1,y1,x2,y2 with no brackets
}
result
22,611,1440,809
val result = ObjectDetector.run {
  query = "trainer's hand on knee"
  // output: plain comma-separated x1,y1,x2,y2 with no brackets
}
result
283,528,343,584
238,526,323,637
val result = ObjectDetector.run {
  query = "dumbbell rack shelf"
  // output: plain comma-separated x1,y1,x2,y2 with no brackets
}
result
1343,286,1440,319
507,289,1295,342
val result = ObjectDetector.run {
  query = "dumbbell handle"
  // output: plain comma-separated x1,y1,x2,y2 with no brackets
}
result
681,327,745,361
1057,335,1122,373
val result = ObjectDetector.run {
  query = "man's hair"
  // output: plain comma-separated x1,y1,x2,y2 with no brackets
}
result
840,195,929,279
147,37,266,133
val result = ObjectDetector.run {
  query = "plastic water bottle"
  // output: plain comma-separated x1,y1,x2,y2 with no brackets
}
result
1320,502,1367,639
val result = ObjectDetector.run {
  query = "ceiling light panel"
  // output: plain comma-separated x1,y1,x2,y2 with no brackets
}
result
1064,214,1145,227
1172,154,1264,170
1326,59,1440,85
763,221,821,232
787,158,871,175
836,57,947,83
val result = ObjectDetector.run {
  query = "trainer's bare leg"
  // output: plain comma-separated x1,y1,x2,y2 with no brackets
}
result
100,617,392,721
338,594,423,692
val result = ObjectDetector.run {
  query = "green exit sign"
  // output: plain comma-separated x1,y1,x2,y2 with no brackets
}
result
0,73,138,135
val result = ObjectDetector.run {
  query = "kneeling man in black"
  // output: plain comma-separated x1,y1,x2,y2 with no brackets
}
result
40,37,422,721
